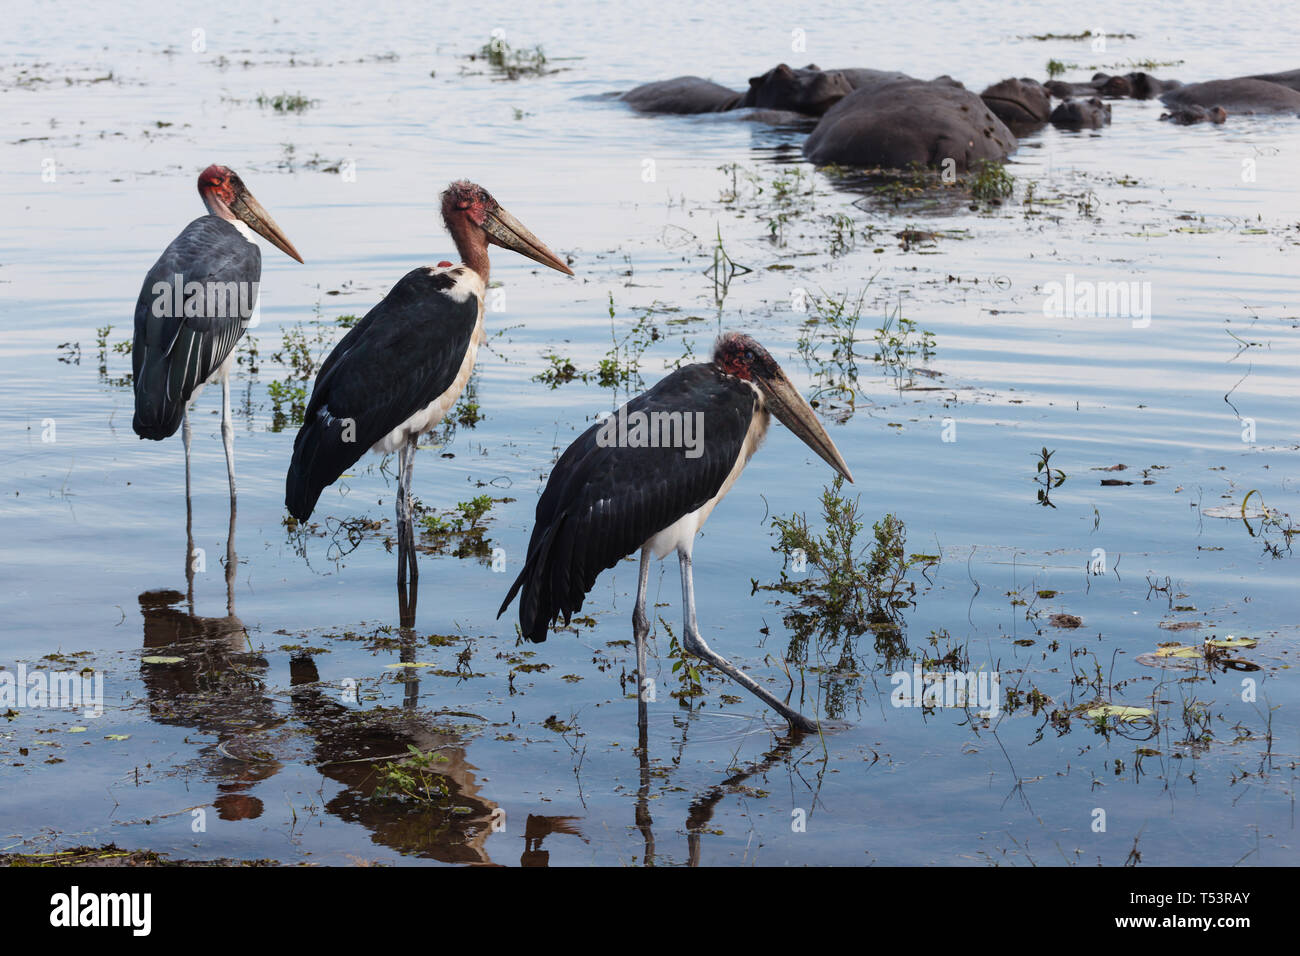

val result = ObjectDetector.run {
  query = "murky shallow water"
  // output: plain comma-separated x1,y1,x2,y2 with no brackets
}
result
1,1,1297,865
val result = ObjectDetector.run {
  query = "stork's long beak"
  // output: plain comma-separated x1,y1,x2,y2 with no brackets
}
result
756,367,854,483
230,188,304,263
483,205,574,275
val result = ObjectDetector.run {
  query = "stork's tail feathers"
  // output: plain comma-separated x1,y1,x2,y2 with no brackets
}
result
285,408,361,522
131,361,185,440
497,521,577,643
497,564,554,643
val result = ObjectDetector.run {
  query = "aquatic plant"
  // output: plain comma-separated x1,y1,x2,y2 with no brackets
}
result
1034,446,1067,507
872,299,935,389
758,477,936,711
413,494,508,562
255,91,317,113
467,35,553,79
533,353,582,388
372,745,452,803
968,160,1014,203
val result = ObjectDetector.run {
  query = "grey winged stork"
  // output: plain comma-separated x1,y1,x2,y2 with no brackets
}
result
498,333,854,732
133,164,303,505
284,181,573,585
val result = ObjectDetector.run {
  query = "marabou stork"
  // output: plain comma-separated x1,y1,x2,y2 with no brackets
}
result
498,332,854,732
133,164,303,504
284,181,573,585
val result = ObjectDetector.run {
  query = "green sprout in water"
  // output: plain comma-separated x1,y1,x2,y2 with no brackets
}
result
1035,446,1067,507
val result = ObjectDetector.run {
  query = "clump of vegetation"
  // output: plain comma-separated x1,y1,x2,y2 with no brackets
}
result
968,160,1014,203
372,745,453,803
267,380,307,432
267,319,333,431
413,494,510,562
797,283,938,409
532,296,664,392
797,288,867,410
825,212,860,256
659,620,705,701
1024,30,1135,41
872,299,936,389
533,353,581,388
596,294,662,389
758,478,938,714
256,92,317,113
466,34,555,79
418,495,492,535
1046,59,1071,78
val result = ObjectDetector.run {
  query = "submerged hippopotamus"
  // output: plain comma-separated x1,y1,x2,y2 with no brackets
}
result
1161,104,1228,125
1122,72,1183,99
804,77,1017,170
828,68,915,94
738,63,852,114
1162,77,1300,113
980,77,1052,131
620,76,740,114
1045,71,1181,101
1050,96,1111,129
1248,68,1300,92
621,63,852,117
1044,73,1123,99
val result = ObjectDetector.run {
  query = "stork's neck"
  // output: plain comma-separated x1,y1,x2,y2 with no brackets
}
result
447,216,490,283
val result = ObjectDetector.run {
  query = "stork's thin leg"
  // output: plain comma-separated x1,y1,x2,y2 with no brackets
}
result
395,443,410,587
632,546,652,731
403,438,418,585
221,374,236,505
224,500,237,618
183,406,195,610
677,547,818,733
183,407,193,503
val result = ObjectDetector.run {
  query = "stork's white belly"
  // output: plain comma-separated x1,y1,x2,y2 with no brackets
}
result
645,406,770,559
371,310,485,454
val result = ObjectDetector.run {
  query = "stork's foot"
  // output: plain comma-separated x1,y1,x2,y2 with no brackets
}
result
682,629,818,733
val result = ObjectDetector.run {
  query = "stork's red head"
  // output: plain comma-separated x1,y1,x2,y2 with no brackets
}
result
712,331,854,483
197,164,303,263
198,164,239,208
439,179,573,280
713,332,779,382
441,180,494,230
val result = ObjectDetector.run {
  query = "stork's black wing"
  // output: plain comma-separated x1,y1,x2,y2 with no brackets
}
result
284,267,480,521
499,363,756,642
132,216,261,439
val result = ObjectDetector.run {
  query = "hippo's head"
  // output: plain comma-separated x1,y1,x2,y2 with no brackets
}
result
1123,72,1173,100
1096,74,1133,98
742,63,853,115
979,77,1051,126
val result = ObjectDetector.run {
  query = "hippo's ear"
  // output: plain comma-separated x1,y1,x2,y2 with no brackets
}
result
774,63,793,77
747,72,765,88
802,63,820,71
